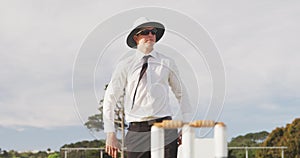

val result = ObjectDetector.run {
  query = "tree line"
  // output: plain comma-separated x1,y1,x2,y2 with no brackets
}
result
0,149,53,158
228,118,300,158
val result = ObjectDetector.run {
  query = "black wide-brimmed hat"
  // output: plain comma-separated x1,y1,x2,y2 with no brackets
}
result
126,17,165,48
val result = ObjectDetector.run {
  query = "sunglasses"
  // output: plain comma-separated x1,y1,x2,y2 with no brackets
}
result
136,28,158,35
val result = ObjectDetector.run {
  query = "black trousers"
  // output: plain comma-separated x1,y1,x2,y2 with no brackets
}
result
125,117,178,158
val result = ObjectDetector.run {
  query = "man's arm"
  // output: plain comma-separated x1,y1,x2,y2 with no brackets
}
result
168,60,193,122
168,60,193,146
103,62,127,157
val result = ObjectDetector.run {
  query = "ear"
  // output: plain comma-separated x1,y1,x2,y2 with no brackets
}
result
133,35,139,44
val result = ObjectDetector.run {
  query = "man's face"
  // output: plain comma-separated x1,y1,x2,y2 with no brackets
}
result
133,27,157,47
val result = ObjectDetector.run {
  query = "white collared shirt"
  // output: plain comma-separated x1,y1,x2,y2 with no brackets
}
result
103,50,192,132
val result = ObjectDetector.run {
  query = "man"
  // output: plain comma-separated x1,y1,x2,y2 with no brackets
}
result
103,17,192,158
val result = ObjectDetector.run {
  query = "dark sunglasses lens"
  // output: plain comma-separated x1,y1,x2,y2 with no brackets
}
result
140,30,150,35
139,29,157,35
151,29,157,34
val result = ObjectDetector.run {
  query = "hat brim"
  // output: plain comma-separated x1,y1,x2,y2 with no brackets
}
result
126,22,165,48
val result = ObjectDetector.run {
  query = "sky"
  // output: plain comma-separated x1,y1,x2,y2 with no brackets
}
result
0,0,300,152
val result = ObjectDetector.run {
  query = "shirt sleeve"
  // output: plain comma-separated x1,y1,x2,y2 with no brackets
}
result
168,59,193,122
103,62,127,133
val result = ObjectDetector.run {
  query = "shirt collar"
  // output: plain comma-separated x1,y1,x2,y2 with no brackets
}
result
135,49,158,60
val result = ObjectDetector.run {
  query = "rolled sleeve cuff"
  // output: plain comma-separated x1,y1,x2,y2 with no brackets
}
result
104,121,115,133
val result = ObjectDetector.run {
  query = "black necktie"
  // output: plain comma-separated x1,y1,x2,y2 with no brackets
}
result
132,55,151,109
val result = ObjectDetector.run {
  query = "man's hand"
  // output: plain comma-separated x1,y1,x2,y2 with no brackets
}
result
105,132,120,158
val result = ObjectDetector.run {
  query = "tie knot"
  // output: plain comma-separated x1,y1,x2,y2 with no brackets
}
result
143,55,151,63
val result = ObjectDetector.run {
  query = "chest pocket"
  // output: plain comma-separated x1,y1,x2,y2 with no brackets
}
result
150,59,170,82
